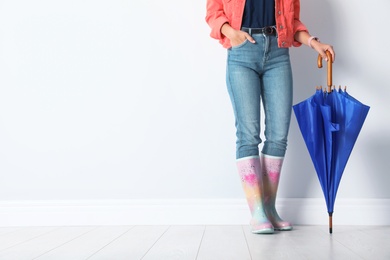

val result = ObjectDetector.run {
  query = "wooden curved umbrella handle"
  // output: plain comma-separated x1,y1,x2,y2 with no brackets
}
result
317,50,333,91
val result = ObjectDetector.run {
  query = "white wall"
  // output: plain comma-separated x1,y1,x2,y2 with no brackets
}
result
0,0,389,225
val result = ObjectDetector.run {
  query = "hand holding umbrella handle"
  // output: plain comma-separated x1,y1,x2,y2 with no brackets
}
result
317,50,333,92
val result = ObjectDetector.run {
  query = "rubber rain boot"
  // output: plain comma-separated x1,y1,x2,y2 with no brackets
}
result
237,156,274,234
261,153,292,231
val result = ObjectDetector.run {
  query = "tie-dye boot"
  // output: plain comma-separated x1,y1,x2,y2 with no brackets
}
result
261,154,293,231
237,156,274,234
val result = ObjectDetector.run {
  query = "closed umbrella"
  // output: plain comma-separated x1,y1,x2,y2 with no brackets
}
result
293,51,370,233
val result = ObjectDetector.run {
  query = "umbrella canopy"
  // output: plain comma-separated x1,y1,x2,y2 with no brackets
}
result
293,51,370,233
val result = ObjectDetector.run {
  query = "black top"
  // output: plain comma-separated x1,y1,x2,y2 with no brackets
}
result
241,0,276,28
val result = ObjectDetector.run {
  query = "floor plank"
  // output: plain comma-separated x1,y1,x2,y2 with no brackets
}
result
0,227,23,237
88,226,169,260
141,225,205,260
322,226,390,260
286,225,362,260
243,225,303,259
196,225,251,260
34,226,131,260
0,226,95,260
0,227,58,252
0,225,388,260
360,225,390,241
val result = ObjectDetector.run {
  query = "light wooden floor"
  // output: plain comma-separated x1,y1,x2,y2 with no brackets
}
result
0,225,389,260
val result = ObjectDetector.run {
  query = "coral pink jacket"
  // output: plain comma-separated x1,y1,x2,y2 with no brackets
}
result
205,0,308,49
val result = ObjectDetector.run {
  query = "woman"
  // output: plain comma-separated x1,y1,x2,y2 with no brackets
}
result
206,0,335,234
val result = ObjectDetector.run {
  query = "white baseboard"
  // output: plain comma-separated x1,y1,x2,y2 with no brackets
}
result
0,198,389,226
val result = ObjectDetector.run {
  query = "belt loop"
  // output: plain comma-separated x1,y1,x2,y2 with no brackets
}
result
248,28,252,35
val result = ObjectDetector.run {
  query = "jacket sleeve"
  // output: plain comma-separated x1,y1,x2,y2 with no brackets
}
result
205,0,229,40
292,0,308,47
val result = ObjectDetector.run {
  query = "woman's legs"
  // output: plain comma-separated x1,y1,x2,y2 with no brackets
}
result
260,40,293,157
260,40,293,230
227,34,292,159
226,34,293,233
226,40,263,159
227,36,272,233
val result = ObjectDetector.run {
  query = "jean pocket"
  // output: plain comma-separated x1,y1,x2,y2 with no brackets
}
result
231,39,249,49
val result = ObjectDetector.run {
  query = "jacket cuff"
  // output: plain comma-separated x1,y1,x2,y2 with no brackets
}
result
210,17,230,40
292,21,308,47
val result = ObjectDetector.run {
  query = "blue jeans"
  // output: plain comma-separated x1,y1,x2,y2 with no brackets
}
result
226,33,293,159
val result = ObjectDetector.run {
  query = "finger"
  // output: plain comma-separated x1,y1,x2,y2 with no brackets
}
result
324,46,335,62
244,33,256,43
320,50,328,62
328,47,335,62
323,49,334,63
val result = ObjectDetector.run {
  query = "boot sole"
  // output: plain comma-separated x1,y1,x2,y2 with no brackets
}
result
251,228,274,234
274,226,293,231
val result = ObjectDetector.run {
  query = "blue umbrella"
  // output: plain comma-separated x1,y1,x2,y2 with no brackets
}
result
293,51,370,233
